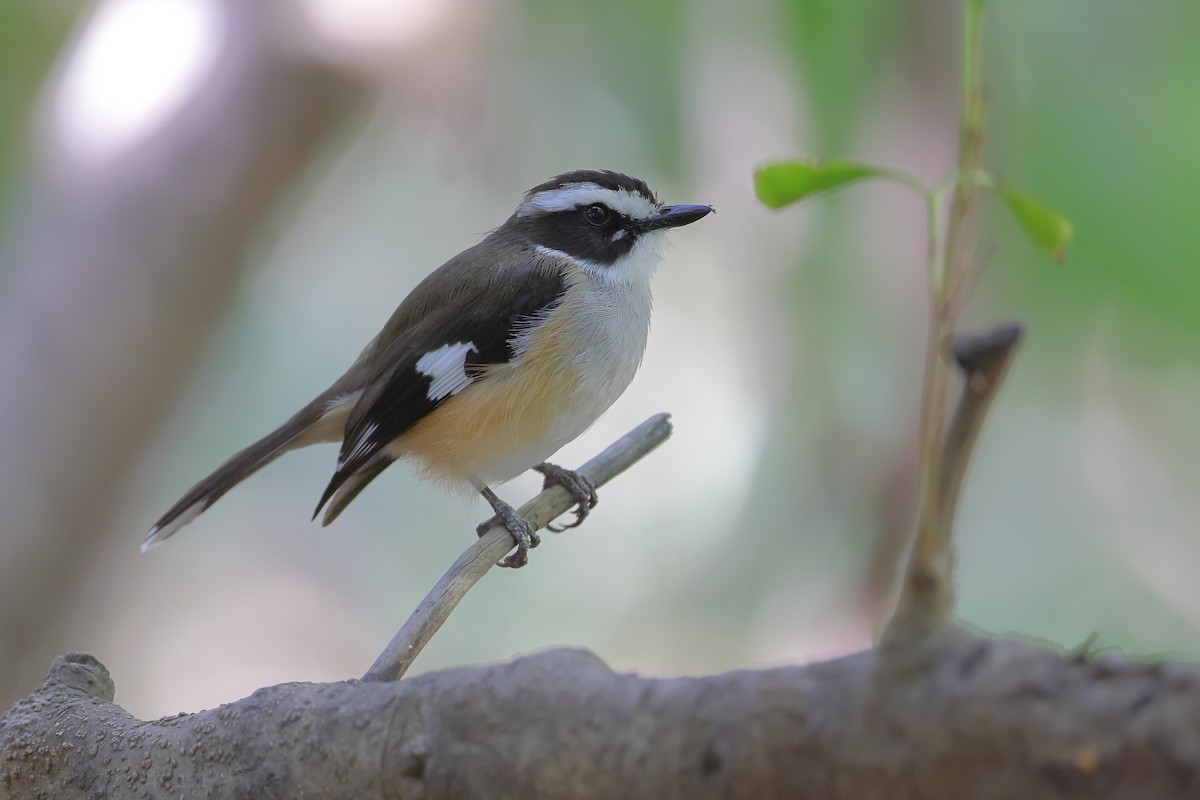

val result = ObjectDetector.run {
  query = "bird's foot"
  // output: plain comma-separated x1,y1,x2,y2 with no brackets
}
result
534,462,598,532
477,488,539,568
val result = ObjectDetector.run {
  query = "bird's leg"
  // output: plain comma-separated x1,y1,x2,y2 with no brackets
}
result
476,486,539,568
534,462,599,532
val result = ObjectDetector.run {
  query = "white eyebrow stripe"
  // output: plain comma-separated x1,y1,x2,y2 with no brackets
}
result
517,182,657,220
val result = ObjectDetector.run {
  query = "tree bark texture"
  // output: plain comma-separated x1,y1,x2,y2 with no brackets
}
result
3,625,1198,799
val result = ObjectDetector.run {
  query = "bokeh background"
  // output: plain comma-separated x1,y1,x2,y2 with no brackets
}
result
1,0,1197,719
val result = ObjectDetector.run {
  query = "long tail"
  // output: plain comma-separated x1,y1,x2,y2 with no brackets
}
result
143,409,322,551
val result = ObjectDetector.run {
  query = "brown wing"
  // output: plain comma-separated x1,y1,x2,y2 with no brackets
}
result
312,247,567,518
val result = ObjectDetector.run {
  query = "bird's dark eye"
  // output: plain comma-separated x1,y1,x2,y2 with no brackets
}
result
584,204,611,226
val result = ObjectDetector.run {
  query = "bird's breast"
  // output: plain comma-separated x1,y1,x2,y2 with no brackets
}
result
395,279,653,486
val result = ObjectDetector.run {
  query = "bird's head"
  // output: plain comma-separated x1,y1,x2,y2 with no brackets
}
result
507,169,712,286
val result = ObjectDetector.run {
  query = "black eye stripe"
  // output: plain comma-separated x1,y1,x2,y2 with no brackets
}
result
579,204,642,229
510,205,638,266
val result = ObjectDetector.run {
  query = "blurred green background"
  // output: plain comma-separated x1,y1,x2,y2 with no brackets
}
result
1,0,1198,719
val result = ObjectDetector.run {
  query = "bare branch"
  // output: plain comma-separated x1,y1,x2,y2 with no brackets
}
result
937,321,1025,540
7,625,1200,799
890,322,1024,633
364,413,674,683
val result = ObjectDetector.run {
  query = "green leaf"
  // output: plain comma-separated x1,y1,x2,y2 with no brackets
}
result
754,160,888,209
997,187,1074,262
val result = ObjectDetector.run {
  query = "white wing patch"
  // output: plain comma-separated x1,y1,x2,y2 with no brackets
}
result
518,182,657,220
338,343,476,468
417,341,478,401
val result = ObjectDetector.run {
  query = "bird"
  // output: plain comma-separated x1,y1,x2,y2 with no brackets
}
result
145,169,712,567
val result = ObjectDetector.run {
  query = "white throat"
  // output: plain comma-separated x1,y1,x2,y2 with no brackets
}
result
535,230,668,288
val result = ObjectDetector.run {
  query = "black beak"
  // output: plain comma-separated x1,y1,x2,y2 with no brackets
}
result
637,203,714,232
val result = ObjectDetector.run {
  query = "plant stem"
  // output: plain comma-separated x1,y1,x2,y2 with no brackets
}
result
905,0,989,611
914,189,949,568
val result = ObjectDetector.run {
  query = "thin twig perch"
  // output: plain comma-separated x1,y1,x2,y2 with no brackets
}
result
363,413,674,682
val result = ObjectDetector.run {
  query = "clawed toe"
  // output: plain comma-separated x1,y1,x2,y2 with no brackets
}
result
534,463,598,533
475,467,597,566
478,487,539,568
546,507,587,533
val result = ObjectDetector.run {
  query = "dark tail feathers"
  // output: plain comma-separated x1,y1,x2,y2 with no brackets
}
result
143,421,308,550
